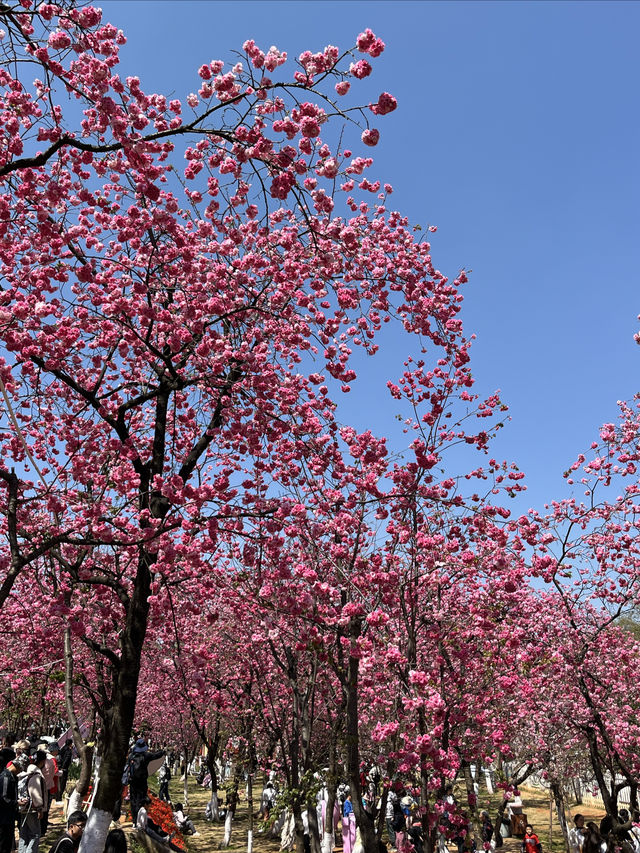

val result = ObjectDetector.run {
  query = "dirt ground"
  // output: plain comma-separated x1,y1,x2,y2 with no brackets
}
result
40,778,606,853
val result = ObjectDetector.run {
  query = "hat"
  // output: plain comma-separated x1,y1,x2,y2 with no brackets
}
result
16,740,30,751
133,738,148,754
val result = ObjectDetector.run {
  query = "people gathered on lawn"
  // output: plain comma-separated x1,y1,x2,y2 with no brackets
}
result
4,733,640,853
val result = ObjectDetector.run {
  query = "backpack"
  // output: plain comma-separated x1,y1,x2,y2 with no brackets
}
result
17,770,37,814
129,753,147,784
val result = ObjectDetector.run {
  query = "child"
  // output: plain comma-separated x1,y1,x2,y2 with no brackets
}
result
522,825,542,853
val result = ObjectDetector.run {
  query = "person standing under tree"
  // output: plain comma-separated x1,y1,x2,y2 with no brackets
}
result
569,815,587,853
56,742,73,803
522,825,542,853
127,739,165,823
157,761,171,802
19,750,47,853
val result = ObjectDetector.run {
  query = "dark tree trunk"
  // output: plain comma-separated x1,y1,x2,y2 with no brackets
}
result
344,616,377,853
550,781,569,853
80,546,153,853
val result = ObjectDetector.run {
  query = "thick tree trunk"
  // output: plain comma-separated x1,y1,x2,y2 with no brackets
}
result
344,617,377,853
492,796,509,850
221,771,239,848
585,728,618,819
209,791,220,822
322,759,339,853
222,810,234,849
79,548,153,853
308,801,322,853
461,760,481,843
292,801,306,853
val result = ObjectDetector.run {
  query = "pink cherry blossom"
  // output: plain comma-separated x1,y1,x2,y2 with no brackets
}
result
361,128,380,146
369,92,397,115
350,59,372,79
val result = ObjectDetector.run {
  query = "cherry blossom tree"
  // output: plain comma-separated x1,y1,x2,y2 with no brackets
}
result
0,4,489,852
10,8,639,853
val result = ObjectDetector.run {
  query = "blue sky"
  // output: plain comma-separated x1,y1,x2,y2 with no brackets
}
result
105,1,639,514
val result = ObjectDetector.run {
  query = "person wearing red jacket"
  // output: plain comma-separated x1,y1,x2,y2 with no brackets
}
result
522,825,542,853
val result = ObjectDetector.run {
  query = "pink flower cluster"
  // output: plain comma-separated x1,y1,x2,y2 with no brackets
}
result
356,28,385,57
350,59,372,79
370,92,397,115
298,45,340,76
242,39,287,71
361,128,380,147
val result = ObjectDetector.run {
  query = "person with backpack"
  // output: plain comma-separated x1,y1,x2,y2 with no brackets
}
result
0,749,20,853
47,810,87,853
18,750,47,853
127,739,165,823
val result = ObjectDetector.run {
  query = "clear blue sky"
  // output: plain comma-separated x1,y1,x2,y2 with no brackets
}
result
106,1,639,514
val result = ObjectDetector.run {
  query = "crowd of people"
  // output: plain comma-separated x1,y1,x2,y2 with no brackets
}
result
0,740,122,853
0,739,76,853
0,733,201,853
569,810,640,853
263,769,640,853
6,730,640,853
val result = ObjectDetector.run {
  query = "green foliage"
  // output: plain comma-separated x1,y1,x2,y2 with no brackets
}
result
276,769,324,811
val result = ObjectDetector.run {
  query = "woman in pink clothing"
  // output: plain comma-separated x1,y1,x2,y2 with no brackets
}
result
342,795,356,853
